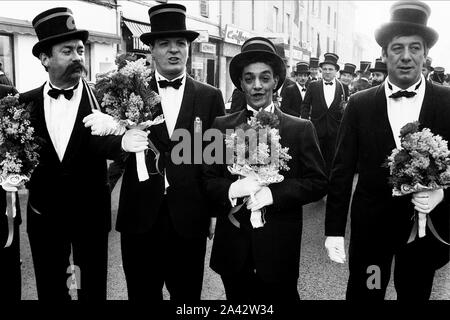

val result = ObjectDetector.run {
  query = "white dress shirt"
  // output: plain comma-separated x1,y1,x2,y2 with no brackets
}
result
155,70,186,190
43,78,83,161
385,75,425,148
296,82,307,100
323,78,336,108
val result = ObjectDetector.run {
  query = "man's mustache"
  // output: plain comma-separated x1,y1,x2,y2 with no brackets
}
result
63,62,88,77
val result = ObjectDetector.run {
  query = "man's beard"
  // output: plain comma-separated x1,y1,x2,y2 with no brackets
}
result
372,79,383,86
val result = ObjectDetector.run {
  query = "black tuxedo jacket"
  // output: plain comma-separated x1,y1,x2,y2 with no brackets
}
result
300,79,345,140
20,84,123,234
116,75,225,238
279,78,296,98
203,108,327,282
281,83,306,117
325,81,450,269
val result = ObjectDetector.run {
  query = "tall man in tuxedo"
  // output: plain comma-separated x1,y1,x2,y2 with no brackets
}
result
20,8,147,301
281,61,310,117
203,37,327,301
0,84,21,300
116,3,225,300
325,1,450,300
300,53,346,175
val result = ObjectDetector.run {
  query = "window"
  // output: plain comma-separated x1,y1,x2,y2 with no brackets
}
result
327,36,330,52
84,43,92,81
334,12,337,29
300,21,303,43
300,0,304,7
200,0,209,18
333,40,336,53
327,7,331,25
0,34,14,85
232,0,236,24
273,6,280,32
285,13,291,34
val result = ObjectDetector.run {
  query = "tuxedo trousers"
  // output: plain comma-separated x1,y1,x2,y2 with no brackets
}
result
120,197,207,301
346,233,438,300
318,134,337,176
27,213,108,301
0,216,21,300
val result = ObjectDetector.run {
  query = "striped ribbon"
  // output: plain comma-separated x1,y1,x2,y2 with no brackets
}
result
3,191,16,248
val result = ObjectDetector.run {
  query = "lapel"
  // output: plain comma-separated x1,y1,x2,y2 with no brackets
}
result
294,84,304,104
61,85,91,166
373,83,396,157
171,75,195,145
31,84,60,165
318,80,328,109
418,80,435,128
330,79,343,109
148,75,170,151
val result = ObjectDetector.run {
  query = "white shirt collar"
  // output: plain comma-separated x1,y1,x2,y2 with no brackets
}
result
155,69,186,83
247,103,274,114
47,78,81,91
386,74,424,94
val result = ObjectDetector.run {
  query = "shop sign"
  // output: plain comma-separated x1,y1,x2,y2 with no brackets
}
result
199,43,216,54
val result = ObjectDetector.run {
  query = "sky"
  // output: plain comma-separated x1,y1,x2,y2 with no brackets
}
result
354,0,450,72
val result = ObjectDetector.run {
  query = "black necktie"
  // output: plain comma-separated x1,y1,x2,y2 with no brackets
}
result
47,83,79,100
389,90,417,99
158,78,183,89
325,82,333,86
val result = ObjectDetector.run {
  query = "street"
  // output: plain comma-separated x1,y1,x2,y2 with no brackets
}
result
18,177,450,300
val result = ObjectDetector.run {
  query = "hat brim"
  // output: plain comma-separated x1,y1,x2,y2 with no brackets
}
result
340,71,355,76
140,30,199,45
229,51,286,92
319,61,340,71
375,22,438,48
295,71,311,76
32,30,89,57
369,68,387,73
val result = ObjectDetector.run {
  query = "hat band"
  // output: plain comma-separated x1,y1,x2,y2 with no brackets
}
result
242,39,276,53
34,12,73,28
149,8,185,19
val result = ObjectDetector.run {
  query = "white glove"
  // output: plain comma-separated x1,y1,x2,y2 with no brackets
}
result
229,176,263,199
208,217,216,240
83,110,125,136
121,129,149,153
411,188,444,214
325,236,346,264
246,186,273,211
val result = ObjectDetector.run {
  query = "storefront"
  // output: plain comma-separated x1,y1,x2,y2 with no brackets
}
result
121,17,152,61
190,32,220,87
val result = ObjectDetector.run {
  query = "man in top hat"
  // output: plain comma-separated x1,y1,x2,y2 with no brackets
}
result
339,63,357,100
300,52,346,175
203,36,327,301
422,56,434,79
116,3,225,300
370,58,388,87
308,57,321,83
325,1,450,300
430,66,445,85
280,61,310,117
19,7,147,301
351,61,372,93
0,84,21,300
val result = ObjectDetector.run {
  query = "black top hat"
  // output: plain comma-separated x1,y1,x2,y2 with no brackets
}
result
375,1,438,48
340,63,357,76
319,53,340,71
295,62,310,75
309,57,319,69
140,4,199,45
32,7,89,58
229,37,286,92
357,61,372,73
370,58,387,73
434,66,445,74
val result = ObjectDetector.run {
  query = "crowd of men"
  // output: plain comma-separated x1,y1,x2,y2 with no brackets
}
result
1,1,449,302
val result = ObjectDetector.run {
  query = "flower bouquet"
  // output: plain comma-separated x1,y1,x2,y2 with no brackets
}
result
225,110,291,228
386,121,450,244
95,58,164,181
0,94,40,247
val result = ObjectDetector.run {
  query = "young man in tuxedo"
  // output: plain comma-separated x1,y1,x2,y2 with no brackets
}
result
20,7,147,301
325,1,450,300
116,3,225,300
339,63,357,99
0,84,21,300
203,37,327,301
300,53,346,175
281,61,310,117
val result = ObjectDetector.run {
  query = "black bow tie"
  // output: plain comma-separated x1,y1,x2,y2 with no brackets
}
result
246,109,256,119
47,83,79,100
301,87,307,92
324,82,333,86
158,78,183,89
389,90,417,99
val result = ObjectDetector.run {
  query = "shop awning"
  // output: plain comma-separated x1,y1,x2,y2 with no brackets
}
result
122,18,152,52
123,19,152,38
